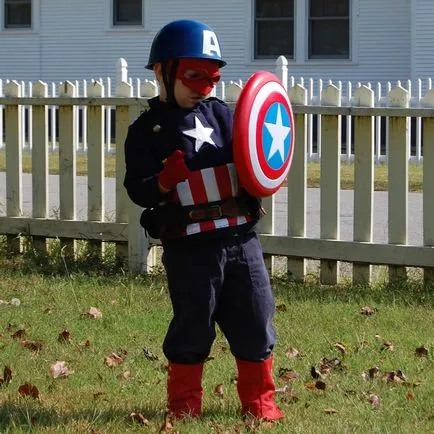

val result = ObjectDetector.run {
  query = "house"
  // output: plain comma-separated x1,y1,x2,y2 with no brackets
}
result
0,0,432,90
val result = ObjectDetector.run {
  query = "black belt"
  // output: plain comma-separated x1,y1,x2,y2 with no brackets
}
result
185,197,251,222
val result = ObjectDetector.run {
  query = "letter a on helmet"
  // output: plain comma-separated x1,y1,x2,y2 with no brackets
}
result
146,20,226,69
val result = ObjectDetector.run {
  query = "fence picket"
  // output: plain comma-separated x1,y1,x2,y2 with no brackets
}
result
353,86,375,284
388,85,409,281
5,81,23,254
320,85,341,284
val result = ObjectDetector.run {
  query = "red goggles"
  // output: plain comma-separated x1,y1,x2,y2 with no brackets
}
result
176,58,221,96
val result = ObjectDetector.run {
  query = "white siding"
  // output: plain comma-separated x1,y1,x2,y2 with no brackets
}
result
0,0,412,89
411,0,434,80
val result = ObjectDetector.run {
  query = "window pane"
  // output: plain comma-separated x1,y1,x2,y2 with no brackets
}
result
310,0,349,18
256,20,294,57
256,0,294,18
5,0,31,28
114,0,142,25
309,19,349,58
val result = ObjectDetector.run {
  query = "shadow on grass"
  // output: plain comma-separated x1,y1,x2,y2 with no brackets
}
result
0,401,241,432
272,274,434,307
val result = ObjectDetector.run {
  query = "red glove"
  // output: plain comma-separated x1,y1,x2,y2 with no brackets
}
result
158,150,190,191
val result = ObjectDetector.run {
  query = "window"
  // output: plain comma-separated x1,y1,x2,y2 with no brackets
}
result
113,0,142,26
308,0,350,59
254,0,294,59
4,0,31,28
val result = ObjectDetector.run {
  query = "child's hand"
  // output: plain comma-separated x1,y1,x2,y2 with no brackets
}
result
158,150,190,191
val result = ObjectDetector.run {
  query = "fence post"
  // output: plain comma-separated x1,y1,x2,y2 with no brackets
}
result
320,84,341,284
32,80,49,254
116,58,128,85
275,56,288,91
388,85,409,282
352,85,375,284
421,89,434,285
287,84,308,281
5,81,23,254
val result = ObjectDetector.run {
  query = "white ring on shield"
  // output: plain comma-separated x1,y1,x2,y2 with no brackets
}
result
248,81,292,190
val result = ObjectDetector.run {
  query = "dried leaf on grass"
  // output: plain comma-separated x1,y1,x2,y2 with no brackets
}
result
360,306,376,316
143,346,159,361
278,367,297,382
104,350,127,367
415,345,429,357
18,383,40,399
11,329,27,340
3,366,12,386
20,340,44,354
58,329,71,343
129,412,150,425
324,408,339,414
82,307,102,319
214,383,225,398
333,342,347,354
286,347,302,359
50,360,74,378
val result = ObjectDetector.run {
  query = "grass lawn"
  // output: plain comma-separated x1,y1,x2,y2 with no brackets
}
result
0,150,424,192
0,244,433,433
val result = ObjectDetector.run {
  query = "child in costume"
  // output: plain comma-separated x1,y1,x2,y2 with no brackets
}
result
123,19,283,421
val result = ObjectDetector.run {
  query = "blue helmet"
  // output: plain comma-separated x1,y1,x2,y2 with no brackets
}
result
146,19,226,69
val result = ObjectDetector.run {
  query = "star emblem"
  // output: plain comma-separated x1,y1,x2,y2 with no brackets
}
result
264,104,291,162
183,116,216,152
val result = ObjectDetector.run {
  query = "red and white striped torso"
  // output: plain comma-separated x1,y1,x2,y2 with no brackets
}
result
172,163,252,236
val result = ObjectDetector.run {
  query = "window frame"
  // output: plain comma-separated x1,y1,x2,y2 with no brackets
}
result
0,0,39,32
307,0,351,60
106,0,150,32
249,0,357,65
253,0,295,59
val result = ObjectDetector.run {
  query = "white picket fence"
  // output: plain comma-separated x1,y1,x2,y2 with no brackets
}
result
1,56,432,163
1,57,433,284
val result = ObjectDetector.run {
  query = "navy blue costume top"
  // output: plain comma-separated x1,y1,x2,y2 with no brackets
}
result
123,96,258,243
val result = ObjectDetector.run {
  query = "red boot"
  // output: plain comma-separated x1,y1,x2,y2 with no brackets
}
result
167,362,204,419
236,356,284,421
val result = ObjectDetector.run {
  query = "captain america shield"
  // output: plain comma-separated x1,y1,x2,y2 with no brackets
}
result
233,71,295,197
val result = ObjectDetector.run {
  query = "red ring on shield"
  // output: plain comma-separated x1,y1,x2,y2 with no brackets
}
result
233,71,295,197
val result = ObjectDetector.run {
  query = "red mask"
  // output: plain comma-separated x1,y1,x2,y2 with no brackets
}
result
176,58,221,96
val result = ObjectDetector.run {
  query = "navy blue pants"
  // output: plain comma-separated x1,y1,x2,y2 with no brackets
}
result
162,232,277,364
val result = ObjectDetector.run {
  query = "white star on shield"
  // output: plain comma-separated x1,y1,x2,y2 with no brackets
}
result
264,104,291,162
183,116,216,152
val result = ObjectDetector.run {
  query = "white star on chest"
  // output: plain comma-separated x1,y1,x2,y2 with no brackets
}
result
183,116,216,152
264,104,291,162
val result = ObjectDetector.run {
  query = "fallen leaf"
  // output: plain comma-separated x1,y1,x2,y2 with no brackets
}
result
334,342,347,354
360,306,376,316
315,381,326,390
381,341,394,352
310,366,322,379
83,307,102,319
20,340,43,354
405,391,415,400
324,408,339,414
286,347,301,359
214,383,225,398
18,383,40,399
368,394,380,408
58,329,71,343
93,392,107,400
11,329,26,340
104,351,127,367
278,368,297,382
4,366,12,385
143,347,159,361
50,360,73,378
129,412,150,425
118,370,131,381
415,345,429,357
276,304,287,312
362,366,380,380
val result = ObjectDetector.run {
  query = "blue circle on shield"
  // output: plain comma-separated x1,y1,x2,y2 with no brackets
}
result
262,102,292,171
